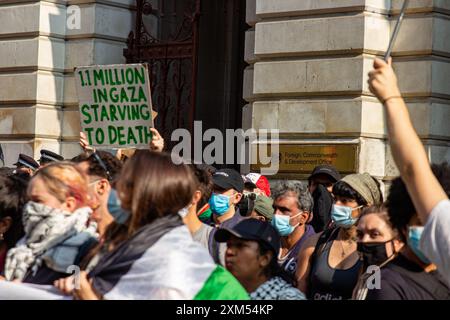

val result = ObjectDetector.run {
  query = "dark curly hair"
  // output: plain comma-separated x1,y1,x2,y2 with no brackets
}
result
0,175,28,248
386,162,450,242
72,151,122,184
332,180,368,206
189,164,214,211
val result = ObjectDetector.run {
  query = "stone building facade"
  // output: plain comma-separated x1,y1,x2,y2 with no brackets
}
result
1,0,449,186
243,0,450,186
0,0,133,164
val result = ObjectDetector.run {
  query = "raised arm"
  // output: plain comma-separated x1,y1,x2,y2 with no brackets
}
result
368,58,448,223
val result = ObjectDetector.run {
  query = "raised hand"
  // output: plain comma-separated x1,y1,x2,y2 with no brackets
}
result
79,131,96,153
368,57,401,103
149,128,164,152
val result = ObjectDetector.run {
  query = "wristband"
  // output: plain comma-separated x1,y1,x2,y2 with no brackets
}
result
382,96,403,105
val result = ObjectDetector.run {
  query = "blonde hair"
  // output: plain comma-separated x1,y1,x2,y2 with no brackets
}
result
32,161,89,208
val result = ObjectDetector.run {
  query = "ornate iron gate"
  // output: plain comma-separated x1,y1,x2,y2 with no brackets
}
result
124,0,201,149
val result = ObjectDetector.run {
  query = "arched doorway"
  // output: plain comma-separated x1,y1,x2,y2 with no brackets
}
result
124,0,247,161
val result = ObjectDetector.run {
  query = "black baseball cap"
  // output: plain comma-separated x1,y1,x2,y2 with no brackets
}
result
39,149,64,164
308,165,341,182
13,154,39,170
212,168,244,193
215,219,280,256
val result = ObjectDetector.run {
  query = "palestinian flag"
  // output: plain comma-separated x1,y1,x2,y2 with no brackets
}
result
89,214,249,300
197,203,212,222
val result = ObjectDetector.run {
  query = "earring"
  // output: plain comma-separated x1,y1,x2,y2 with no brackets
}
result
0,233,3,241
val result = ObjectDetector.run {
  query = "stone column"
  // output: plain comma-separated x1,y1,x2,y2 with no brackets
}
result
0,0,134,166
244,0,450,188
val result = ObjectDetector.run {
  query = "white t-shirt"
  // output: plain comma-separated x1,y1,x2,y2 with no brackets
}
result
420,199,450,285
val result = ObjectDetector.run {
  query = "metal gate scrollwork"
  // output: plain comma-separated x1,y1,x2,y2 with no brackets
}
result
124,0,201,149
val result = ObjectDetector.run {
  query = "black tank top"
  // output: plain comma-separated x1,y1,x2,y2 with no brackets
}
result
309,228,362,300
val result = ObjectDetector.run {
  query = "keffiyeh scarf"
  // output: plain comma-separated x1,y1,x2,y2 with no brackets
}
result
250,276,306,300
5,202,97,281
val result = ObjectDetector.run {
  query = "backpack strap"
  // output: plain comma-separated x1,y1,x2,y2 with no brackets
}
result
208,228,222,265
211,235,221,265
313,227,339,261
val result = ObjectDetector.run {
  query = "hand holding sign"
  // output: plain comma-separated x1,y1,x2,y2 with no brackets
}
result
79,131,96,153
149,128,164,152
75,64,154,149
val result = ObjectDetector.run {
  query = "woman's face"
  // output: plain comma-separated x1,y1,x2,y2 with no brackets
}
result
27,177,72,212
334,195,362,219
225,236,269,290
357,213,398,257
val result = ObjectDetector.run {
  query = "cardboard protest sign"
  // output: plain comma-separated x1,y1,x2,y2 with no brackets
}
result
75,64,154,148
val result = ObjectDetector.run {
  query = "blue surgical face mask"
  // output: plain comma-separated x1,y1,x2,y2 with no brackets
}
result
107,189,130,225
209,193,231,216
271,212,301,237
407,226,431,265
331,204,362,228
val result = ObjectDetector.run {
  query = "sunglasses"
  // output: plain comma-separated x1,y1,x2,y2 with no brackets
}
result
90,152,112,181
243,192,257,201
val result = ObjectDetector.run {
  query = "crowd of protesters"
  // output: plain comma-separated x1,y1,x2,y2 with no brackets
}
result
0,59,449,300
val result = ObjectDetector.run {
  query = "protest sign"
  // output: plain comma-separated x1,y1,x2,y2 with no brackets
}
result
75,63,154,148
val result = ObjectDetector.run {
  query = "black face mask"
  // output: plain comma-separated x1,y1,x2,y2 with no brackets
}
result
357,240,394,267
310,184,334,232
237,193,257,217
